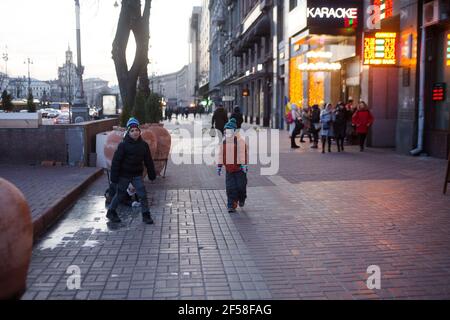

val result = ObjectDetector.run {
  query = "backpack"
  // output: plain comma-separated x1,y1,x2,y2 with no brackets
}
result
286,112,294,124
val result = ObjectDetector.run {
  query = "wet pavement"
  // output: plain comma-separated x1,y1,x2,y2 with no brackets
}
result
22,115,450,300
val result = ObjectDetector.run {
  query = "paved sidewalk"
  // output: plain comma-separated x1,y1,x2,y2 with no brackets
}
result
22,116,450,300
0,164,102,238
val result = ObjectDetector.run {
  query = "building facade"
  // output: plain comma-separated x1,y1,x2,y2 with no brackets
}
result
83,78,110,107
188,7,202,104
150,66,190,108
57,47,80,104
198,0,211,97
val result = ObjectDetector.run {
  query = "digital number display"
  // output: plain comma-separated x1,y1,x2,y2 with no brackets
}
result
364,32,397,66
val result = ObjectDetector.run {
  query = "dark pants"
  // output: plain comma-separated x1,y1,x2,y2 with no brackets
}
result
311,125,320,146
321,136,332,152
109,176,149,214
359,133,368,150
225,171,247,208
336,136,345,151
290,123,301,147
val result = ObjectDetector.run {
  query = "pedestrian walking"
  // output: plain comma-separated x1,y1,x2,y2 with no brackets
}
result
320,103,335,153
212,103,229,136
352,101,374,152
334,103,347,152
106,117,157,224
217,118,248,213
289,104,303,149
310,104,321,149
300,106,312,143
230,106,244,129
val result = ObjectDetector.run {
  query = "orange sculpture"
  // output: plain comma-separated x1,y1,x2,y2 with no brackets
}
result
0,178,33,300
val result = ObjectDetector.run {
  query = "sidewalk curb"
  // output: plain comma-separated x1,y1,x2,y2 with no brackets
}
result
32,168,104,241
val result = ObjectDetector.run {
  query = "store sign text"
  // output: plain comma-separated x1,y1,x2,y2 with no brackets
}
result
298,62,342,71
307,7,358,19
364,32,397,66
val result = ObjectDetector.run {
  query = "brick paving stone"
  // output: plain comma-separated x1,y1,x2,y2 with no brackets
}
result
22,116,450,300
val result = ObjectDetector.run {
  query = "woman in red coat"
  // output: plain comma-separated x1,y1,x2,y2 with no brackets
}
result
352,101,374,152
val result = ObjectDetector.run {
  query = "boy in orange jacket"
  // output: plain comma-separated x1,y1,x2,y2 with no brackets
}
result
217,119,248,213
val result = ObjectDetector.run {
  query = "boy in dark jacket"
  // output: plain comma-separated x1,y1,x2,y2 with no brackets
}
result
217,119,248,213
107,117,157,224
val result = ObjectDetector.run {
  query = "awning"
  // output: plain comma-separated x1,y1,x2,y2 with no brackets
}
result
198,83,209,96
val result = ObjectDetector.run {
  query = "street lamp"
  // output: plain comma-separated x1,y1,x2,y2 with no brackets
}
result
2,47,8,78
24,58,33,96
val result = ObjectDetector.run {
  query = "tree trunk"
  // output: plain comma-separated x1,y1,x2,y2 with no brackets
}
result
112,0,152,113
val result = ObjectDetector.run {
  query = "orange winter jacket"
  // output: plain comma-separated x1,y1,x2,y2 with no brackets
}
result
217,136,248,173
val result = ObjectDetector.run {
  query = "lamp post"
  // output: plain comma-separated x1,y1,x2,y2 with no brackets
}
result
2,47,8,78
24,58,33,96
71,0,88,123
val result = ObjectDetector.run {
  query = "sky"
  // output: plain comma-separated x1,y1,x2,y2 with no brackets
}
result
0,0,201,86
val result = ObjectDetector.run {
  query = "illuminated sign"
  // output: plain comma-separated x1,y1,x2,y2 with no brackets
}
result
306,51,333,58
306,0,363,35
374,0,393,20
432,83,446,102
298,62,342,71
307,7,358,19
447,34,450,67
363,32,397,65
102,95,118,116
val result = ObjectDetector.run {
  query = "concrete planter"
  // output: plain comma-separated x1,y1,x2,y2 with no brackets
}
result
0,113,42,129
0,178,33,300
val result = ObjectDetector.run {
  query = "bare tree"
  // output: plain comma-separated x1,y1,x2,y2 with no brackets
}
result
112,0,151,115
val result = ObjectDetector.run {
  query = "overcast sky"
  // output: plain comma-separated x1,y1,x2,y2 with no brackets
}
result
0,0,200,85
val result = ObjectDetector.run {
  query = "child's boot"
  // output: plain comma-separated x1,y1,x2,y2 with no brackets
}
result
142,211,154,225
106,209,121,223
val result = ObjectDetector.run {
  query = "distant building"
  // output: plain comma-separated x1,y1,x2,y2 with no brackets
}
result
188,6,202,104
198,0,210,96
150,66,190,108
57,46,80,103
83,78,110,107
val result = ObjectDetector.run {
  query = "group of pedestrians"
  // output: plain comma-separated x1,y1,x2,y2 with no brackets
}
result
288,100,374,153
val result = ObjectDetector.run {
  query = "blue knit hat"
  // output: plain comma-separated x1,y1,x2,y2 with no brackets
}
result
126,117,140,130
224,118,237,131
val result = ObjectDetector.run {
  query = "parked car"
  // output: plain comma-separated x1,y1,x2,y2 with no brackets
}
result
54,112,70,124
40,108,60,118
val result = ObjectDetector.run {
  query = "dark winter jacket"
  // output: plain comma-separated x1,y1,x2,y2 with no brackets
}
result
212,107,229,131
334,109,348,137
230,112,244,129
110,135,156,183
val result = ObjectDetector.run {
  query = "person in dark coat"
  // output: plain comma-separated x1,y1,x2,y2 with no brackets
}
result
334,103,348,152
230,106,244,129
310,104,321,149
107,117,157,224
212,104,229,135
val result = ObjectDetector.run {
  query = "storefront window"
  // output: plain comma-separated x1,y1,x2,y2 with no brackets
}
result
289,55,303,106
308,72,324,106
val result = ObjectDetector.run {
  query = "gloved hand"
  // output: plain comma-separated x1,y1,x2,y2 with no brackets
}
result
240,165,248,173
217,166,223,176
